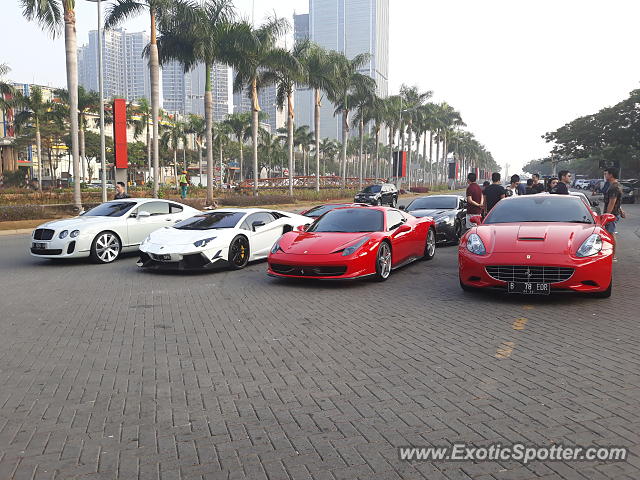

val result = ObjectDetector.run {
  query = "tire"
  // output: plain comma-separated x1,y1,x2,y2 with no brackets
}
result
372,241,392,281
422,228,436,261
449,220,462,246
390,196,397,207
90,231,121,264
591,279,612,298
228,235,250,270
375,198,381,206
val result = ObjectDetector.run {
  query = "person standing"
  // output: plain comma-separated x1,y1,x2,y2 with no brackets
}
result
114,181,130,200
603,167,624,234
178,170,189,199
530,173,545,194
525,178,533,194
551,170,571,194
505,174,521,197
465,172,483,228
483,172,506,213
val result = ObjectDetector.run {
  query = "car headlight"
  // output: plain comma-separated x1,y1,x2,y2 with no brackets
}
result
271,239,283,254
576,233,602,257
59,230,69,239
435,214,452,223
193,237,216,248
341,237,370,256
70,230,80,238
466,233,486,255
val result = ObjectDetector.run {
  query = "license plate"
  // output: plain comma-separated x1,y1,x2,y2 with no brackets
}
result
32,242,48,249
508,282,550,295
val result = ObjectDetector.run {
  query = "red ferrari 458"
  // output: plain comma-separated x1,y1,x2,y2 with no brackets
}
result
268,206,437,281
459,194,616,297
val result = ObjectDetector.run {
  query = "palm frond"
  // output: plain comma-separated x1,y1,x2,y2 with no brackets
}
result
20,0,63,37
104,0,146,30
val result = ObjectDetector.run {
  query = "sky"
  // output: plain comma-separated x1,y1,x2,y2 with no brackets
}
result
3,0,640,174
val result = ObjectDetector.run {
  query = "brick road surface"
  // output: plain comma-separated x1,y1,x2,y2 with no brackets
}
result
0,203,639,480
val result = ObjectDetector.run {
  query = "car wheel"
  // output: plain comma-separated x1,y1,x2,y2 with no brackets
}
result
422,228,436,260
228,235,250,270
450,220,462,245
591,279,612,298
373,241,392,281
375,198,381,206
390,196,397,207
90,231,121,264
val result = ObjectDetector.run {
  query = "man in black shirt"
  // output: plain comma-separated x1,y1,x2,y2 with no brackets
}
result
483,172,506,213
551,170,571,194
114,181,130,200
530,173,545,194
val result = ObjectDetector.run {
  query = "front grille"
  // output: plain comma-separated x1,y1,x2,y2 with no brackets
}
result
33,228,55,240
486,265,574,284
270,264,347,277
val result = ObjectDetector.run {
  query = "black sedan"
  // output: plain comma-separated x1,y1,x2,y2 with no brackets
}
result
401,195,466,245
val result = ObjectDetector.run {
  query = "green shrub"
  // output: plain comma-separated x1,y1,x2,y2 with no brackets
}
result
0,205,50,221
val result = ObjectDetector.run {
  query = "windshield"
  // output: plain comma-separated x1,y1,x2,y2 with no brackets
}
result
174,212,245,230
305,204,350,217
83,202,137,217
407,197,457,210
361,185,382,194
484,196,594,224
307,208,384,233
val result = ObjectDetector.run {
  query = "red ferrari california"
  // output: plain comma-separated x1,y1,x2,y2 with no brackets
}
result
268,206,436,281
459,194,616,297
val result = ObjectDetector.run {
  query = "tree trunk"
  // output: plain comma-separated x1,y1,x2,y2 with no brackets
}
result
204,80,214,202
388,127,394,181
198,142,202,184
374,126,380,181
406,125,413,188
287,91,294,196
428,131,434,185
435,134,440,185
79,126,86,183
150,10,160,198
219,143,223,186
146,119,151,184
415,130,421,186
174,148,178,190
251,77,259,196
238,134,244,182
35,124,42,191
358,118,364,189
341,109,349,188
314,88,320,192
422,131,427,185
64,6,81,209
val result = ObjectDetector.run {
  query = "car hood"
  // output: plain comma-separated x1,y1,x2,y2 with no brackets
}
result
475,223,597,254
37,216,120,230
408,209,451,218
145,226,237,247
279,231,370,255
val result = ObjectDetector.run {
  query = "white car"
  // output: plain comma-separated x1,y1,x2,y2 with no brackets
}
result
137,208,313,270
30,198,200,263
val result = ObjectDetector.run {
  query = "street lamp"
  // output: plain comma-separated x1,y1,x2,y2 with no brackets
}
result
86,0,108,203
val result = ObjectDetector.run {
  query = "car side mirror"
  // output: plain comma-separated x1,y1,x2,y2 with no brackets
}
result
252,220,265,231
296,224,308,232
599,213,616,226
397,224,411,233
138,210,151,218
469,215,483,225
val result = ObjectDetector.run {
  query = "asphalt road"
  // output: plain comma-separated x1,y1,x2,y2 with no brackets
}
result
0,203,639,480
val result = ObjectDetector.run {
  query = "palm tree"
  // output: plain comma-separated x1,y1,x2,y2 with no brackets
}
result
160,119,187,188
383,94,402,180
353,93,386,182
130,98,153,182
186,114,205,182
319,137,337,176
213,122,230,185
105,0,177,198
222,112,250,183
261,40,308,195
54,86,100,183
0,64,16,114
302,44,337,191
224,17,292,195
293,125,313,177
14,87,62,191
155,0,235,202
21,0,82,208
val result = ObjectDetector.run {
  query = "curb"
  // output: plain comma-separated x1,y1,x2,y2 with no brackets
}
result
0,229,33,237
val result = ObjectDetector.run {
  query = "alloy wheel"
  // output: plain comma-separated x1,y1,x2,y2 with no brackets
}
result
378,243,392,278
427,229,436,257
95,233,120,263
230,237,249,268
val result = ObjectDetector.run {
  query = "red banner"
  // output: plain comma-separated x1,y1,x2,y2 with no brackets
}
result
112,98,128,169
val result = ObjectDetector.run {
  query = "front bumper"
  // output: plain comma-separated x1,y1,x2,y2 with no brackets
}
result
268,250,373,280
137,251,229,270
29,235,91,258
458,250,613,293
354,196,377,205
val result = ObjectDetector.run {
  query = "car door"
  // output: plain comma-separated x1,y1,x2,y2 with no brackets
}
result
241,212,280,259
387,209,413,264
126,201,174,245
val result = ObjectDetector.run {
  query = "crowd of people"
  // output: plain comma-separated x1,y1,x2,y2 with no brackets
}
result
465,168,625,234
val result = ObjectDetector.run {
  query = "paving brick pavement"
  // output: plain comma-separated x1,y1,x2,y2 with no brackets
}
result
0,204,639,479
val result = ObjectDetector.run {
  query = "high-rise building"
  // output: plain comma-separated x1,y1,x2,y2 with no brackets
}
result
232,73,284,133
162,61,230,122
295,0,389,140
78,28,150,102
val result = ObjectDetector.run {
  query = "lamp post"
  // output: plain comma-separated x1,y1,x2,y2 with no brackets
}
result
87,0,108,203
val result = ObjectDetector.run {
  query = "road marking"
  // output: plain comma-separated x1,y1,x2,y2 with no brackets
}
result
512,317,528,330
495,341,515,359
